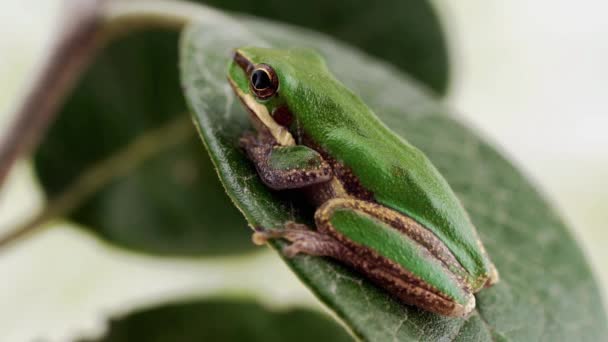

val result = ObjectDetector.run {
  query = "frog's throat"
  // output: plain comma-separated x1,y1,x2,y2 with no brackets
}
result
228,77,295,146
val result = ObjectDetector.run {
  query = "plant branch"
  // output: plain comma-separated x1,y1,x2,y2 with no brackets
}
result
0,0,216,249
0,0,204,188
0,0,105,188
0,115,195,251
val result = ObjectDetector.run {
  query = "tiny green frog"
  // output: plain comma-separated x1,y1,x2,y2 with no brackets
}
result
228,47,498,317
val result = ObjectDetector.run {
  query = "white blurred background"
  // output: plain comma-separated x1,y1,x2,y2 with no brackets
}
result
0,1,606,341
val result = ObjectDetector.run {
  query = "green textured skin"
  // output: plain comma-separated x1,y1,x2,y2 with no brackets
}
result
228,47,493,291
269,146,324,170
330,209,469,304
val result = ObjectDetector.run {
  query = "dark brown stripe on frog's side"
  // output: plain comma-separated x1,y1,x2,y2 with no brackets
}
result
301,135,375,202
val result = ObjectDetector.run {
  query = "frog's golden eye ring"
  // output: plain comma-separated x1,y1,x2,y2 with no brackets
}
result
250,64,278,100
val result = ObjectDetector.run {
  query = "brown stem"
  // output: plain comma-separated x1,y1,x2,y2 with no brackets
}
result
0,115,194,251
0,0,199,249
0,0,106,188
0,0,194,188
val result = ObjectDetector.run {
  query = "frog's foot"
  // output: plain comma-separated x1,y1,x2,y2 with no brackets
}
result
484,263,500,288
251,221,308,246
252,222,349,258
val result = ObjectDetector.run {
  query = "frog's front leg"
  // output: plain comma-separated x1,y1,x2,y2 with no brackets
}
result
253,198,476,317
240,132,333,190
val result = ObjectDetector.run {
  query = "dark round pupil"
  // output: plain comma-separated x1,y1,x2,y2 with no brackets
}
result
251,69,271,90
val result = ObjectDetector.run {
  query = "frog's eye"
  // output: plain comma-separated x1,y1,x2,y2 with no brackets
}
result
250,64,278,100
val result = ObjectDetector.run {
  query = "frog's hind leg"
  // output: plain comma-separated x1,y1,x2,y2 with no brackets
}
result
253,198,476,317
252,222,353,258
314,198,467,278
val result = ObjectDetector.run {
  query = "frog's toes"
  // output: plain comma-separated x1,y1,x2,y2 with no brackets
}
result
252,225,309,244
284,221,311,231
252,223,346,259
283,241,312,257
281,229,348,258
251,227,280,245
485,264,500,287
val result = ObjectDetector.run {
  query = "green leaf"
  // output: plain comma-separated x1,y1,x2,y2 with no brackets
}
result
86,298,352,342
202,0,449,94
180,10,608,341
33,30,253,256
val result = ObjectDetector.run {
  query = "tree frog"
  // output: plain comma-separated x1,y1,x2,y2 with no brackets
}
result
227,47,499,317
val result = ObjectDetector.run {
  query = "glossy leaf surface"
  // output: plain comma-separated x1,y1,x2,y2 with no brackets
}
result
181,11,607,341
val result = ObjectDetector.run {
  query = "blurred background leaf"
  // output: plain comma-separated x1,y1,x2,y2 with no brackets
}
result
181,8,607,341
33,30,253,256
86,298,352,342
202,0,449,94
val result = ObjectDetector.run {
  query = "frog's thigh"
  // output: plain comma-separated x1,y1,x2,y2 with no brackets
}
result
312,197,428,273
314,198,475,317
314,198,465,287
315,198,462,270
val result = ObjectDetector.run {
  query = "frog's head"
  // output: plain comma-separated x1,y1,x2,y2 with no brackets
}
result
227,46,328,146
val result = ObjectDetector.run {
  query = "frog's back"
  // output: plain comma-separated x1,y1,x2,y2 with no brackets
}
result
287,75,493,287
